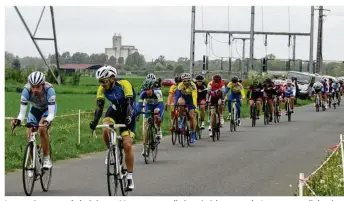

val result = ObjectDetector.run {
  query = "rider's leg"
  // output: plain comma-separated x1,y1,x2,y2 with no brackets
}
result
236,94,242,125
268,97,274,121
121,127,135,190
188,107,197,143
200,99,206,128
177,97,186,128
154,108,162,140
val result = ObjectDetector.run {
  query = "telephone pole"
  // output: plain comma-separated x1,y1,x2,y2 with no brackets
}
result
309,6,315,73
315,6,324,73
233,37,251,79
249,6,255,71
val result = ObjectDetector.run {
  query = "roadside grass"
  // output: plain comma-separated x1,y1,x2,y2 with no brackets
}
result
294,147,344,196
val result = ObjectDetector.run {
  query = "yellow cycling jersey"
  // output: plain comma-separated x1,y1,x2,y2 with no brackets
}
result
227,81,246,98
169,84,178,95
96,79,134,105
176,81,198,107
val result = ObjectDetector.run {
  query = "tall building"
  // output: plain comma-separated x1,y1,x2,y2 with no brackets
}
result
105,33,138,62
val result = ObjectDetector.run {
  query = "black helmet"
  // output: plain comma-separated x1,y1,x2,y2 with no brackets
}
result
265,78,272,83
195,74,204,81
239,79,242,83
231,76,239,83
175,75,182,83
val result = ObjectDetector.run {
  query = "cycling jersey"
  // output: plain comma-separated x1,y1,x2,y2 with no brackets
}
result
262,81,275,97
17,82,57,125
224,82,245,97
96,78,136,137
196,81,208,102
247,84,264,100
207,80,225,104
283,83,296,98
169,84,178,95
174,81,198,109
274,85,284,97
331,82,340,93
136,89,164,119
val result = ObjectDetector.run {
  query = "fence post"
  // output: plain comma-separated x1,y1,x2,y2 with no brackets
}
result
299,173,304,196
340,134,344,183
78,109,81,145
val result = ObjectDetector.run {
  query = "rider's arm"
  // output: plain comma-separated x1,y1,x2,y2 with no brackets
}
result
167,85,175,105
135,91,146,116
45,87,56,123
239,84,246,99
174,83,182,105
93,86,106,124
192,83,198,107
117,80,134,117
157,91,165,118
224,82,231,96
16,88,30,122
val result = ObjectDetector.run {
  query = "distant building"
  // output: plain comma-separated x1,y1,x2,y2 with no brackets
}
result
105,33,138,62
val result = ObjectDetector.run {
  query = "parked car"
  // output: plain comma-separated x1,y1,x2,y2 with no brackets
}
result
287,71,316,99
161,79,175,86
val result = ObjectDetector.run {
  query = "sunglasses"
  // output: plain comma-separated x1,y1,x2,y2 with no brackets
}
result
99,79,110,84
183,80,191,83
31,84,42,89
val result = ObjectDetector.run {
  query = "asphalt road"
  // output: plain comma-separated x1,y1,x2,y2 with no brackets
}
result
5,103,344,196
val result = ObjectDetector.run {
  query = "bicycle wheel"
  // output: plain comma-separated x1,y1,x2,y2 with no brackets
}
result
185,121,191,147
232,104,237,131
252,104,256,127
273,101,277,124
195,113,199,140
40,143,52,192
287,100,291,122
152,130,158,163
107,147,119,196
210,111,216,142
180,117,185,147
216,112,220,141
316,97,320,112
144,125,153,164
171,116,177,145
119,147,129,196
263,102,268,125
22,141,36,196
229,105,234,132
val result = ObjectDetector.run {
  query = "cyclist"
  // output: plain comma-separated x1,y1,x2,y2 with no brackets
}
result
224,76,246,126
246,79,264,119
283,79,296,114
262,78,276,122
166,75,182,129
206,74,225,137
11,71,56,170
89,66,136,191
312,80,323,107
320,78,329,109
274,80,284,116
174,73,198,143
136,80,164,157
195,74,208,129
339,80,344,96
331,80,341,104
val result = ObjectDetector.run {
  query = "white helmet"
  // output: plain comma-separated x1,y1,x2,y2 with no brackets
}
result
181,73,191,80
274,80,281,85
28,71,45,85
146,73,156,81
286,79,292,84
95,66,117,79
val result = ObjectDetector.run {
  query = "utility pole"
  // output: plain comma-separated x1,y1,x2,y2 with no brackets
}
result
309,6,315,73
189,6,196,77
233,37,251,79
220,57,223,70
315,6,324,74
292,35,296,70
249,6,255,71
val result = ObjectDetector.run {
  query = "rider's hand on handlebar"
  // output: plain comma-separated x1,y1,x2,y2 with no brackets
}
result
11,119,21,128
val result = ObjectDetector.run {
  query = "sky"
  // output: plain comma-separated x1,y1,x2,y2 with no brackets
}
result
5,6,344,62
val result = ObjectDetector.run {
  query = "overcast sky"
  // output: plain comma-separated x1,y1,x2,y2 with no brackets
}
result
5,6,344,62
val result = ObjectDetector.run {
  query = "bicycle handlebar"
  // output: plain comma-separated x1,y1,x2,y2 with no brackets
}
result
92,124,127,138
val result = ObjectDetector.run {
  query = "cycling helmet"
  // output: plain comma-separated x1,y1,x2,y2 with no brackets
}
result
28,71,45,86
195,74,204,81
212,74,222,83
265,78,272,83
286,79,292,84
274,80,281,85
141,79,154,90
181,73,191,81
339,80,343,84
96,66,117,79
146,73,156,81
231,76,239,83
252,79,259,86
175,75,182,83
239,79,242,83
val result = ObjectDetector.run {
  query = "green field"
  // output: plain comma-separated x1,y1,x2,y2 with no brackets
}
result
5,76,311,172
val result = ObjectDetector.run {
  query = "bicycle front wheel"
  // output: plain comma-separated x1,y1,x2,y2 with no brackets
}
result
22,141,36,196
107,148,119,196
40,143,52,192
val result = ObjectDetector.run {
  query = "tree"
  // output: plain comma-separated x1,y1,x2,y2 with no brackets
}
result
71,52,90,64
174,65,184,75
12,56,21,68
108,56,117,67
61,51,71,64
5,51,15,67
154,55,166,66
167,64,174,70
118,57,124,64
155,63,164,71
267,53,276,60
125,52,146,67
